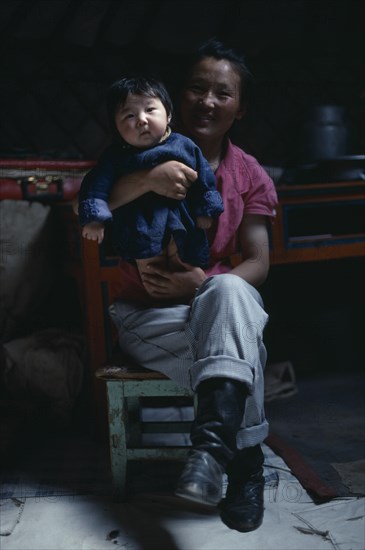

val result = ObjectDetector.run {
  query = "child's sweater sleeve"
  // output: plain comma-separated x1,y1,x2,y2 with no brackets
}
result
78,147,118,226
188,148,224,218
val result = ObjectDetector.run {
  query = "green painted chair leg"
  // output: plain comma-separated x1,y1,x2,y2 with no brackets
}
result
100,372,195,501
107,381,128,501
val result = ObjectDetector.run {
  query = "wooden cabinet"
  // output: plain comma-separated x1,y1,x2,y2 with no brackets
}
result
270,180,365,264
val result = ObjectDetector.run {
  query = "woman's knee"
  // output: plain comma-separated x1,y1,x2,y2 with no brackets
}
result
194,275,266,333
199,274,258,302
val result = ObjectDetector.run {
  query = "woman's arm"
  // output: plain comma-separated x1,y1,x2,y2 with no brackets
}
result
137,214,270,301
230,214,271,288
138,214,271,300
109,161,198,210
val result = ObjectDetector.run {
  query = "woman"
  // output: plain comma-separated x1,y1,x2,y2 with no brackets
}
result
108,39,278,533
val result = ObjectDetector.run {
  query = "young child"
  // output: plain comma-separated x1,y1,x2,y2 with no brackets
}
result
77,76,223,274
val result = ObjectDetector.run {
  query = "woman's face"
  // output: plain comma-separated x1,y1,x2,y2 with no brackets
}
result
179,57,244,146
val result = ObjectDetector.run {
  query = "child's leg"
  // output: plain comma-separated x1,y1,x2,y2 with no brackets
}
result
135,237,183,277
167,237,185,271
166,238,180,271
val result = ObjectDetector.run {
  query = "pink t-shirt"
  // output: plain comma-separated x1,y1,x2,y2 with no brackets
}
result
112,139,278,305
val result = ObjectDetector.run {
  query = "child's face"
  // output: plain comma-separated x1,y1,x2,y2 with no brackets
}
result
115,94,171,148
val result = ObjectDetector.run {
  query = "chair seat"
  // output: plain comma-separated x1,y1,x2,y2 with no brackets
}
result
96,355,171,381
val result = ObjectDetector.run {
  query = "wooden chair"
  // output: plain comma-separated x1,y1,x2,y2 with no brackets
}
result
78,232,196,501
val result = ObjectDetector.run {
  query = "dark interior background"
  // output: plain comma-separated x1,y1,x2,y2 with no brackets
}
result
1,0,364,165
0,0,364,374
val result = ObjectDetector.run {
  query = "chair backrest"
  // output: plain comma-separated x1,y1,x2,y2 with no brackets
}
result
80,235,120,366
76,228,123,430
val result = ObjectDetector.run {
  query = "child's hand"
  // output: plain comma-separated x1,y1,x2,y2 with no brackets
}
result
196,216,212,229
82,222,104,244
71,196,79,215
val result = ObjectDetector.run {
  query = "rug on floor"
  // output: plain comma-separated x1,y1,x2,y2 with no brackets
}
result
265,372,365,501
0,435,280,500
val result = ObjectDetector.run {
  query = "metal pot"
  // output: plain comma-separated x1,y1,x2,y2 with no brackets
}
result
298,104,352,163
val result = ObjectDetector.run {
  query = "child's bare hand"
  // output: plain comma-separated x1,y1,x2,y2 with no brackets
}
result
196,216,212,229
71,196,79,215
82,222,104,244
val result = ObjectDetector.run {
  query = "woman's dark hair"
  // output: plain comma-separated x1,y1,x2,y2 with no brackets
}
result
184,38,254,108
106,75,173,140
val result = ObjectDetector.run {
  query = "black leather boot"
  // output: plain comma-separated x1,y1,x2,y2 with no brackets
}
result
220,444,265,532
175,377,247,506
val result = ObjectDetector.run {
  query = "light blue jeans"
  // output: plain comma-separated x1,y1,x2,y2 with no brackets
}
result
109,274,269,448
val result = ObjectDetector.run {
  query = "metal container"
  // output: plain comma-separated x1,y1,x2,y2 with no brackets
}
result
298,104,351,162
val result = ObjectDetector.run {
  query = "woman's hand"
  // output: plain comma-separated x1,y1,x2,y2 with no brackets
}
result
148,161,198,199
139,258,207,301
109,161,198,210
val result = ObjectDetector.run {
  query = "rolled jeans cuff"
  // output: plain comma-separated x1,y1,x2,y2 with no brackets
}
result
190,356,254,392
237,421,269,449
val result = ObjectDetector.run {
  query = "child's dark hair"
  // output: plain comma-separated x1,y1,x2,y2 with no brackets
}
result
107,75,173,140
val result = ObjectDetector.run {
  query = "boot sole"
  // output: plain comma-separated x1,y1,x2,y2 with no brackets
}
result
175,489,220,507
220,509,263,532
